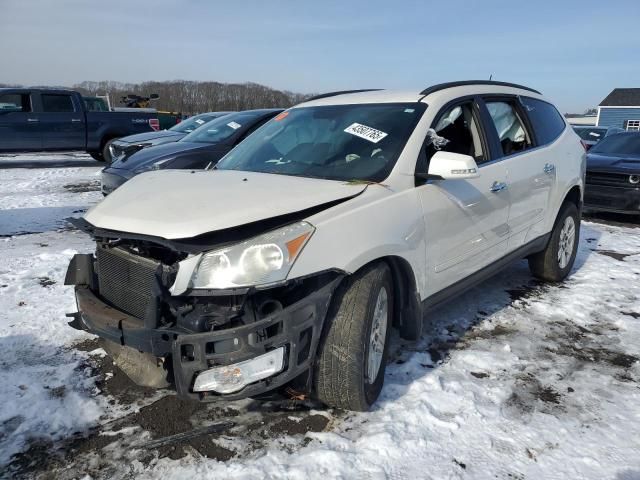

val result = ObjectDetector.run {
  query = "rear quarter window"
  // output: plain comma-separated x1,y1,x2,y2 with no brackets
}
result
520,97,566,145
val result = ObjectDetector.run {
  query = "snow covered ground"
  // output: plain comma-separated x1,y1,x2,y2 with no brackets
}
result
0,155,639,479
0,151,98,170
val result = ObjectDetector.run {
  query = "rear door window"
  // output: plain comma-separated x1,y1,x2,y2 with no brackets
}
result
485,101,532,156
0,93,31,112
520,97,566,145
41,94,76,113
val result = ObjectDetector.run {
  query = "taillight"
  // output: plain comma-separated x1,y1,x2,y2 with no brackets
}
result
149,118,160,131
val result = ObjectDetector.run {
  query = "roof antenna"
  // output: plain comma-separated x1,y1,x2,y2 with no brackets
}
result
489,74,493,80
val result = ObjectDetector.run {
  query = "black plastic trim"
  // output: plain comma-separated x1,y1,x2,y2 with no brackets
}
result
423,233,551,311
420,81,541,96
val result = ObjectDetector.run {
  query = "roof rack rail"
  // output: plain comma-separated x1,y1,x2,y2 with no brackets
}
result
303,89,383,102
420,81,541,96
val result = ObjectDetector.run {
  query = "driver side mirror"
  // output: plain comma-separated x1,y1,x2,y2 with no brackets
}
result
421,150,480,181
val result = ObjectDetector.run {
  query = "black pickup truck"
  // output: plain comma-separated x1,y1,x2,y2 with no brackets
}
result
0,88,159,162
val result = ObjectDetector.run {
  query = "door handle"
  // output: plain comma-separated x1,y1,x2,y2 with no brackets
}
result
490,181,508,193
543,163,556,174
71,118,82,123
27,118,39,122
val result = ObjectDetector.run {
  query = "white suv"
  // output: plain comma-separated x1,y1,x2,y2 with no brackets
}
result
66,81,585,411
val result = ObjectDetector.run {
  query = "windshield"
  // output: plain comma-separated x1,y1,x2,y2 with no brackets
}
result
574,127,607,141
214,103,426,182
169,112,229,133
181,112,263,144
590,134,640,155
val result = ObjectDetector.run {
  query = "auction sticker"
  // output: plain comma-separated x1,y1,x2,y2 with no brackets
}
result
227,121,241,130
344,123,387,143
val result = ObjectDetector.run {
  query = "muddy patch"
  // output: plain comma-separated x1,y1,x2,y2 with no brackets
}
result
155,434,236,462
46,385,66,399
37,276,56,287
63,180,101,193
543,318,638,375
466,323,517,341
7,347,335,479
92,352,158,405
546,336,638,368
70,337,101,353
135,395,206,439
506,282,544,303
595,250,638,261
266,414,329,437
503,373,565,419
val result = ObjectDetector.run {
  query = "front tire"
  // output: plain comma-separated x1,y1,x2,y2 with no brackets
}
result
101,139,116,164
314,263,393,411
528,202,580,282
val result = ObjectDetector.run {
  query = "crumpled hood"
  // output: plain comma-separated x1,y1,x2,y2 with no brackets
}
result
116,130,184,145
587,153,640,173
84,170,367,239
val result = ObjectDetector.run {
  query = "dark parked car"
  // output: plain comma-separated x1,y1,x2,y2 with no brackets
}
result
101,108,283,194
585,132,640,215
0,88,158,161
108,111,233,163
573,125,624,150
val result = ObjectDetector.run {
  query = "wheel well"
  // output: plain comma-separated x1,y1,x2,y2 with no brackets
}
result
563,185,582,210
377,256,423,341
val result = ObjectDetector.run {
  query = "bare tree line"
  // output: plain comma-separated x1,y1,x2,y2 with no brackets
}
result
73,80,311,113
1,80,311,113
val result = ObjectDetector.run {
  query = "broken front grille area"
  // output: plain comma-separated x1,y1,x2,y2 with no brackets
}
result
91,232,340,339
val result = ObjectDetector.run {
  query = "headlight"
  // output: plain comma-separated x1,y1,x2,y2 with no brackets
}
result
190,221,314,289
134,158,173,173
108,144,123,161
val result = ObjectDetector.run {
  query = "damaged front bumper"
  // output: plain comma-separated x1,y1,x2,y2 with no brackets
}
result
66,253,343,401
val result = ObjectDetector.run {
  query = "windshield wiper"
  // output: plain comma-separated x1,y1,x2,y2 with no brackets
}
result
343,179,390,189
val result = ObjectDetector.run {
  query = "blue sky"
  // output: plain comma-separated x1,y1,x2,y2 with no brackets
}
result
1,0,638,112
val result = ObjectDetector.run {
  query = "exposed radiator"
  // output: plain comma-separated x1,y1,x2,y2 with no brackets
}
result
96,246,160,319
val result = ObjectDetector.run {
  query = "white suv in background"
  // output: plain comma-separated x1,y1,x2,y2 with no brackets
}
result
66,81,585,411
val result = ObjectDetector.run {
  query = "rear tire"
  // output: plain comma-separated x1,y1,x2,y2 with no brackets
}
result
528,202,580,282
314,262,393,411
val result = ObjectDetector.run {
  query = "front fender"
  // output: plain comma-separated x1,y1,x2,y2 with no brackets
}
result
288,186,427,299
